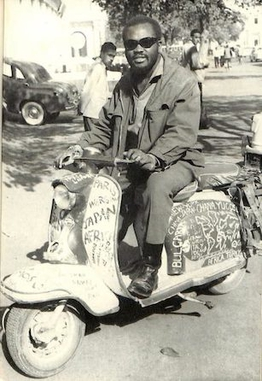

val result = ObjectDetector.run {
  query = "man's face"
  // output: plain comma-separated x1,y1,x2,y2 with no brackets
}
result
101,50,116,68
123,23,160,74
192,33,201,46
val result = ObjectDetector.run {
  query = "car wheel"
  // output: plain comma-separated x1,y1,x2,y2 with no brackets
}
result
46,111,60,122
21,101,46,126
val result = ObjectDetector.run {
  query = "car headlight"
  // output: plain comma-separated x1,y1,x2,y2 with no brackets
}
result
54,185,76,210
53,88,64,97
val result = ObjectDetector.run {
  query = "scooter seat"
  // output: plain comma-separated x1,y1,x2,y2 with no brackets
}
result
172,162,240,202
198,162,240,189
173,180,198,202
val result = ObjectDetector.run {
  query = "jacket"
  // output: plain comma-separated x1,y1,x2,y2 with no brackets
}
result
78,55,204,169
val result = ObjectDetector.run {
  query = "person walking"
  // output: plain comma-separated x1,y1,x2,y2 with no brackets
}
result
213,46,220,68
79,42,117,131
223,44,232,69
181,28,209,129
55,15,204,299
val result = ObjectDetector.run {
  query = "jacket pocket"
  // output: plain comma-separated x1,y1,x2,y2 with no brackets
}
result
143,109,169,143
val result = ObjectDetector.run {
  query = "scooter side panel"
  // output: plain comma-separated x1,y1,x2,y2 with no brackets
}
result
165,192,243,275
0,264,119,315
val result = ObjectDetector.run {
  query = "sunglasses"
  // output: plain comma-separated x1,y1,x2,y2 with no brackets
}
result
124,37,159,51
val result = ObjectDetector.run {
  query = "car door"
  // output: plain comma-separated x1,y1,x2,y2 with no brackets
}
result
3,61,28,113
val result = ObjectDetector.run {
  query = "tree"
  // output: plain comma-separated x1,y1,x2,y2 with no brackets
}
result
92,0,254,44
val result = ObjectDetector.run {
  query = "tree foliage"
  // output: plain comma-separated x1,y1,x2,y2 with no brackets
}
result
92,0,257,44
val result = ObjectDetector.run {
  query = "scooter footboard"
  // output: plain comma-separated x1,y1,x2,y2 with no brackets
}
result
0,264,119,316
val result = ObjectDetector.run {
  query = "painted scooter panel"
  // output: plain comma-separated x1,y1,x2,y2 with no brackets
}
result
0,263,119,315
165,196,242,274
82,174,128,296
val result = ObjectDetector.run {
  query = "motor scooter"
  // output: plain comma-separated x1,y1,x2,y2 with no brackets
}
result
1,151,261,378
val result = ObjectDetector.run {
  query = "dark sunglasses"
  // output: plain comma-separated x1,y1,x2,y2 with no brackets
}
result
124,37,159,51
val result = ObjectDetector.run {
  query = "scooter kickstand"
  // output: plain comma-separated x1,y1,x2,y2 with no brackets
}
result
177,292,214,309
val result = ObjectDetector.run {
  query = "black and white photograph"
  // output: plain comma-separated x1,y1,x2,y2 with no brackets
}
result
1,1,262,380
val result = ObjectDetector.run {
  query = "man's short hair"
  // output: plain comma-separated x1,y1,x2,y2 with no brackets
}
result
122,15,162,40
190,29,201,37
101,42,117,53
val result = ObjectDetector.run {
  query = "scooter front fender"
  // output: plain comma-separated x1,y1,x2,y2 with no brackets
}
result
0,264,119,316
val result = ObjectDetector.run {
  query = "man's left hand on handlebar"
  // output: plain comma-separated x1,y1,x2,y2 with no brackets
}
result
54,145,84,169
124,149,157,171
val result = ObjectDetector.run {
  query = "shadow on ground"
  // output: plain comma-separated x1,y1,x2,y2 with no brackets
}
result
2,113,83,191
99,294,202,329
199,95,261,160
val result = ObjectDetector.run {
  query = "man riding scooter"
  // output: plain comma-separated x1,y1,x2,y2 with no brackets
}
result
55,15,204,299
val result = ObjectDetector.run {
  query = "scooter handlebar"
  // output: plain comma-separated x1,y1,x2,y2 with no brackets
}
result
74,156,135,167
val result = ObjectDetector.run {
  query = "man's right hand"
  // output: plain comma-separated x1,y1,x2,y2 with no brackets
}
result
54,145,84,169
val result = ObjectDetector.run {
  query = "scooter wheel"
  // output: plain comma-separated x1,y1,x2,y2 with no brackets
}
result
4,303,85,378
208,267,246,295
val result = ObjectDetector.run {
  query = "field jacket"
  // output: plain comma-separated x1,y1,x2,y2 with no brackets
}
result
78,55,204,171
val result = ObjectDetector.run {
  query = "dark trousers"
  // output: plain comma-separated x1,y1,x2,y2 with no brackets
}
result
198,82,203,105
118,160,199,245
214,57,220,68
83,116,98,131
198,82,208,129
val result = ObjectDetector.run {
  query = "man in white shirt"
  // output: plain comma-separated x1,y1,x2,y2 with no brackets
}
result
181,29,209,129
79,42,117,131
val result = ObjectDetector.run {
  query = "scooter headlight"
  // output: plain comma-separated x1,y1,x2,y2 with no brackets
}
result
54,185,76,210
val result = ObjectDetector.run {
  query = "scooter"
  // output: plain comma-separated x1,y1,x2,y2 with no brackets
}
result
1,151,261,379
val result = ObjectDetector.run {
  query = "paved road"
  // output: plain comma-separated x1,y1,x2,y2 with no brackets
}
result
0,61,262,381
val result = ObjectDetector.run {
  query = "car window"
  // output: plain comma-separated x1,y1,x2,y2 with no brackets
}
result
15,67,25,80
3,62,12,78
34,65,52,82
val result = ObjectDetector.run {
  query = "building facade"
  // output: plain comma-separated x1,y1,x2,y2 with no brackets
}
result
3,0,108,74
226,0,262,48
63,0,109,72
238,5,262,47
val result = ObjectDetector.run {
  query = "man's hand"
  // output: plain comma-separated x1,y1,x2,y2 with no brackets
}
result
124,149,157,171
54,145,84,169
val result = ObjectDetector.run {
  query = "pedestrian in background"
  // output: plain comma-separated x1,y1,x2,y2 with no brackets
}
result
223,44,232,69
55,15,204,299
237,45,244,64
213,46,220,68
79,42,117,131
181,28,209,129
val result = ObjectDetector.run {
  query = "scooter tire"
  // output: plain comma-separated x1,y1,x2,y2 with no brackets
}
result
208,267,246,295
5,303,85,378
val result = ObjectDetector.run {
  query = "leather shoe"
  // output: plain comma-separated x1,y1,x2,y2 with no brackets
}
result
127,265,158,299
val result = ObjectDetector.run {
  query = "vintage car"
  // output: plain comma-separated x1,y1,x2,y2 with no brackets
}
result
3,58,79,125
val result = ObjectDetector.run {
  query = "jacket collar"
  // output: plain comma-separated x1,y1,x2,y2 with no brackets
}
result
119,54,181,92
116,54,183,112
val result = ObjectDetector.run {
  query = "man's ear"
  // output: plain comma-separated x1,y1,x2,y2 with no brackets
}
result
158,39,163,52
